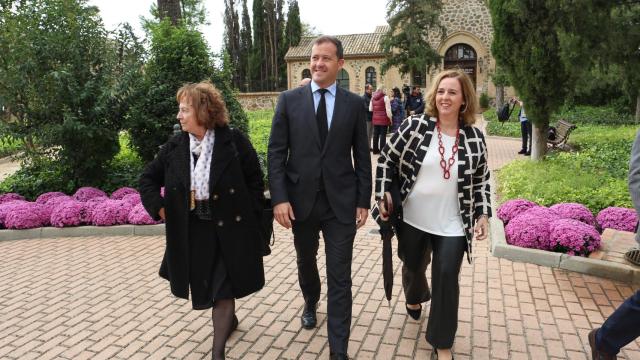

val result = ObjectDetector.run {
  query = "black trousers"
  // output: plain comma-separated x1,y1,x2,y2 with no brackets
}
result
373,125,388,153
397,221,467,349
520,120,532,152
597,289,640,354
292,190,356,355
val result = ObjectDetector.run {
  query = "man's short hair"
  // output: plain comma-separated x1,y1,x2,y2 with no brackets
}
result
312,35,344,59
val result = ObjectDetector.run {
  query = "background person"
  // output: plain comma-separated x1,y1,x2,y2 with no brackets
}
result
139,81,266,360
515,98,531,155
374,69,491,360
369,87,392,154
268,35,371,360
363,83,374,151
406,85,425,115
390,87,404,133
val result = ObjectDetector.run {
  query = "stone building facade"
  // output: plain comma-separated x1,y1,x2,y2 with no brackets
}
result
284,0,507,99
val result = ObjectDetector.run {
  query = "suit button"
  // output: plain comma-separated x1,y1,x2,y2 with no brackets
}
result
235,215,242,222
229,188,235,194
212,194,219,200
217,220,224,227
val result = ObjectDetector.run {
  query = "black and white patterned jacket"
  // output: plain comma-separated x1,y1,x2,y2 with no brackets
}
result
373,115,492,262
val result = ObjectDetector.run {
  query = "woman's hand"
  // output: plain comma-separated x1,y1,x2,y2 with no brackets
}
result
474,215,489,241
158,207,166,220
378,192,392,221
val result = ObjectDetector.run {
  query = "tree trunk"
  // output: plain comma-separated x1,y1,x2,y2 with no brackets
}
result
158,0,182,25
495,85,504,111
530,122,548,161
636,92,640,123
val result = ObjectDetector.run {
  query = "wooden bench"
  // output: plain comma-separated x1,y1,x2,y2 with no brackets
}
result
547,119,576,150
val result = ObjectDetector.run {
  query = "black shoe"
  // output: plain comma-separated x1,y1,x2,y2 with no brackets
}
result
430,350,454,360
518,149,526,154
330,353,349,360
525,151,531,156
405,303,421,320
301,302,317,329
588,328,617,360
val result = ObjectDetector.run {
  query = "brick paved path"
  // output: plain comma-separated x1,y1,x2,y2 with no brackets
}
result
2,124,640,359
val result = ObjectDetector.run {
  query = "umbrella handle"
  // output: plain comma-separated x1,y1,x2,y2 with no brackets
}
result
383,192,394,215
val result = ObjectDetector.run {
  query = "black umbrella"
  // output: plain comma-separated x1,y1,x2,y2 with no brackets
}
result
376,169,403,306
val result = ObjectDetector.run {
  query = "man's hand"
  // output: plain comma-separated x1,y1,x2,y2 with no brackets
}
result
356,207,368,229
474,216,489,241
158,208,166,220
409,110,415,115
274,202,295,229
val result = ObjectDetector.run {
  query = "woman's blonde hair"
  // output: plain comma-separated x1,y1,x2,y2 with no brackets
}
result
425,69,478,126
176,81,229,129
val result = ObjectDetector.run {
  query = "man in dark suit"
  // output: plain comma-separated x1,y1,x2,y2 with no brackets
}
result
268,35,371,360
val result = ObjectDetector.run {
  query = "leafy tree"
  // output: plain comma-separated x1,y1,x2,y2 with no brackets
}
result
381,0,446,76
0,0,141,188
490,0,570,160
490,65,511,110
127,20,248,162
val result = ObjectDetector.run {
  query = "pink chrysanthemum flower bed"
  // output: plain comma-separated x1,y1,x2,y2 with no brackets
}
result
0,189,164,230
499,199,640,256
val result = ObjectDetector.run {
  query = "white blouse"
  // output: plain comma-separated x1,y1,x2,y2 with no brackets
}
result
402,132,465,237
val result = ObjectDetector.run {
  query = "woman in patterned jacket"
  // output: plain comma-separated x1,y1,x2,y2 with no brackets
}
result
374,69,491,360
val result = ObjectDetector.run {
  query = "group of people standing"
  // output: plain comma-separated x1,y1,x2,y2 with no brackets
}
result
363,83,426,153
140,35,492,360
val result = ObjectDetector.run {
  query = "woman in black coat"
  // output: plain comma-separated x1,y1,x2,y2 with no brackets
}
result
139,81,265,360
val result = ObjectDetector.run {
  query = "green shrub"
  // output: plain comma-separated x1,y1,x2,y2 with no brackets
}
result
486,120,521,137
479,93,490,109
0,136,21,158
247,110,273,183
552,105,634,125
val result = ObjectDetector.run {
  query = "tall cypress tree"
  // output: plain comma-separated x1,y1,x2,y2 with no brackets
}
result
157,0,182,25
284,0,301,48
490,0,570,160
239,0,252,92
223,0,241,89
250,0,265,91
381,0,445,76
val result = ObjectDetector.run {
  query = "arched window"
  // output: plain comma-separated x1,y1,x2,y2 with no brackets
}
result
337,69,350,90
444,43,477,86
301,69,311,79
365,66,377,89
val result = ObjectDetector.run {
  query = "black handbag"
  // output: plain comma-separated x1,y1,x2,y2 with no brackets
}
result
260,191,275,256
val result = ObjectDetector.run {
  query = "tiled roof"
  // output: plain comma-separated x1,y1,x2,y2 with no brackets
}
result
285,31,387,60
374,25,390,33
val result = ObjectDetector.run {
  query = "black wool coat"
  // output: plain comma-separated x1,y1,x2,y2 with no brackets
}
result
139,126,265,300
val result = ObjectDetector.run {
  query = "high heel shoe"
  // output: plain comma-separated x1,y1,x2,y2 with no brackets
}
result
405,303,421,320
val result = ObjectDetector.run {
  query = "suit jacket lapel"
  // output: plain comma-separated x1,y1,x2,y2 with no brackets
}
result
302,85,321,150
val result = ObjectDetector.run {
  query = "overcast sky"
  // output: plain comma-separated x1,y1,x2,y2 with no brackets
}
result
87,0,389,53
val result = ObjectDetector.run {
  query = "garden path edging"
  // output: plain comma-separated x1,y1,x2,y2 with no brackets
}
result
490,214,640,285
0,224,165,241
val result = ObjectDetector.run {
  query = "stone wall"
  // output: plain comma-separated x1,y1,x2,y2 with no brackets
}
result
237,92,280,111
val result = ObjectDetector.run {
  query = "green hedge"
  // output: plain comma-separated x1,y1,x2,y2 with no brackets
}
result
497,124,636,212
247,110,273,183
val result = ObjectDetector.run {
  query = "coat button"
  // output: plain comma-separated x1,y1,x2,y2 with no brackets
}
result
235,215,242,222
229,188,235,194
212,194,219,200
217,220,224,227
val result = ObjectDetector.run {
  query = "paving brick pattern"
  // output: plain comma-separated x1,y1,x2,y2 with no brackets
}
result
1,223,640,359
